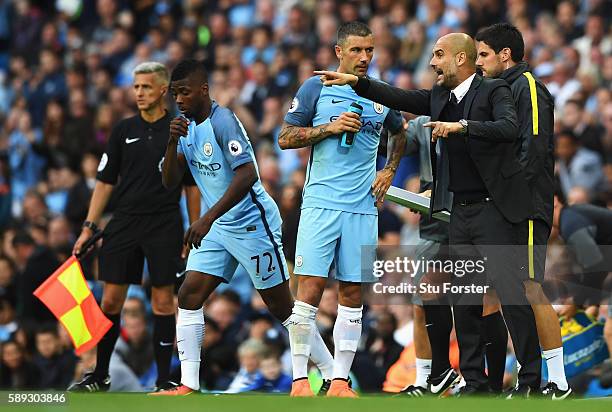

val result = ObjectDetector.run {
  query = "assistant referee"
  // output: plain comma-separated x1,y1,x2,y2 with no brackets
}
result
68,62,199,393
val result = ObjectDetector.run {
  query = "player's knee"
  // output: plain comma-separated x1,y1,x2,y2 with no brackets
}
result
267,301,290,322
338,285,362,307
296,277,325,307
101,294,124,314
177,283,204,310
151,291,175,315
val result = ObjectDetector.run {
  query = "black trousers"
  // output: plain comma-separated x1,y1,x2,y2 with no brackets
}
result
449,201,541,389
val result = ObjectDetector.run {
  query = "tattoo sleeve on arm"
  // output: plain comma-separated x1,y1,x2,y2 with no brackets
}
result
278,122,333,149
384,129,406,172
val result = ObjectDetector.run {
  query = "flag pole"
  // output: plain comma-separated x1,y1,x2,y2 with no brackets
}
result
74,230,104,261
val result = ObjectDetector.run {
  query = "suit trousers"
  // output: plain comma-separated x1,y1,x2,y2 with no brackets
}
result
449,200,541,390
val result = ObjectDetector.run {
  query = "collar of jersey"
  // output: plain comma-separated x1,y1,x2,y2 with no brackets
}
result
139,110,170,130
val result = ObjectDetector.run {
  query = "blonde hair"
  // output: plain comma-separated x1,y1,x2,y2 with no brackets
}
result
238,338,268,358
133,61,169,85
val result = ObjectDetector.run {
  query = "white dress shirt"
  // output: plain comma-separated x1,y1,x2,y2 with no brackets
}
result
450,73,476,103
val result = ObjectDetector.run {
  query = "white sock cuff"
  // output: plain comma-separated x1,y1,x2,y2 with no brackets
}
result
293,300,318,319
415,358,432,368
542,346,563,358
178,307,204,326
337,305,363,320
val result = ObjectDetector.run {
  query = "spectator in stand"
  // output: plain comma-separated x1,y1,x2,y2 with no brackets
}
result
0,340,40,389
11,231,58,326
561,99,606,157
32,324,77,389
226,338,267,393
556,129,606,199
0,295,17,343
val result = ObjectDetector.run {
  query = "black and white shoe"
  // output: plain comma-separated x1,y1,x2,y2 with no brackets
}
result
152,381,179,392
318,379,331,396
427,368,461,396
505,384,532,399
68,372,111,392
541,382,572,400
398,385,428,397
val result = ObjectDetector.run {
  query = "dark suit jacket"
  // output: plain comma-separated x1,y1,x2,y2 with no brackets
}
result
353,74,533,223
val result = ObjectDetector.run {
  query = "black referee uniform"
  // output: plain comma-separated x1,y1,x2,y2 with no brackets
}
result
97,112,194,286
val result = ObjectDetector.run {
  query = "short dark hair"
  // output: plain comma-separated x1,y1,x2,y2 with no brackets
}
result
337,21,372,46
170,59,208,83
557,128,578,142
475,23,525,62
565,99,584,109
217,289,241,307
12,231,35,248
36,323,58,337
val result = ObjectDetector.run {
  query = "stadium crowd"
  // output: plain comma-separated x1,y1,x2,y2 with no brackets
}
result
0,0,610,396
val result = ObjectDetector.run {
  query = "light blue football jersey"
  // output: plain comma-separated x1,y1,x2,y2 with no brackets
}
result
178,102,281,238
284,76,403,215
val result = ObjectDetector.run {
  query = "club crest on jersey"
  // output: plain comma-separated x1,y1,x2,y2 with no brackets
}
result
288,97,299,113
228,140,243,156
373,102,384,114
203,142,213,157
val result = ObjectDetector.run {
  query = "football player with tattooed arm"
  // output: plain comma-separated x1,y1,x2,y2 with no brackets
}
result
278,21,406,397
316,32,542,397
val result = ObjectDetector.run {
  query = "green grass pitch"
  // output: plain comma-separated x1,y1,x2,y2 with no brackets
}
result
2,392,610,412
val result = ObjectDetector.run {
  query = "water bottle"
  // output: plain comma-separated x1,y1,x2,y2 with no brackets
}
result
340,102,364,148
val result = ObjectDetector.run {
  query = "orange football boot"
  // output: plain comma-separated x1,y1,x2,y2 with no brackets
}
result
290,378,315,397
326,379,358,398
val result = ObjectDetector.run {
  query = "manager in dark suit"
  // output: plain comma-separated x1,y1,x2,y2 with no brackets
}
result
315,33,541,395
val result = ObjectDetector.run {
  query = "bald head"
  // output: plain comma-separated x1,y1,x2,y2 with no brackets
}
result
440,33,477,67
430,32,477,89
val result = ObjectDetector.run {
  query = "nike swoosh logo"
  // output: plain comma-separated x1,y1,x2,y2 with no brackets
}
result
262,274,273,281
187,144,193,147
430,371,456,393
331,99,345,104
159,341,174,346
551,388,572,400
125,137,141,144
425,323,433,327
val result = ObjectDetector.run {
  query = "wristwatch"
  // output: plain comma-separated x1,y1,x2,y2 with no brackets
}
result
459,119,468,134
82,221,99,233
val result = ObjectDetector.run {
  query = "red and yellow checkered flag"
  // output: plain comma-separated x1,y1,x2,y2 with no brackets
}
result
34,256,111,355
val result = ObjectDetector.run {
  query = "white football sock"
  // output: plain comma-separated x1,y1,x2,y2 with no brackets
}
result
333,305,363,379
177,307,204,390
310,326,334,380
283,300,317,380
415,358,432,388
543,347,568,391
